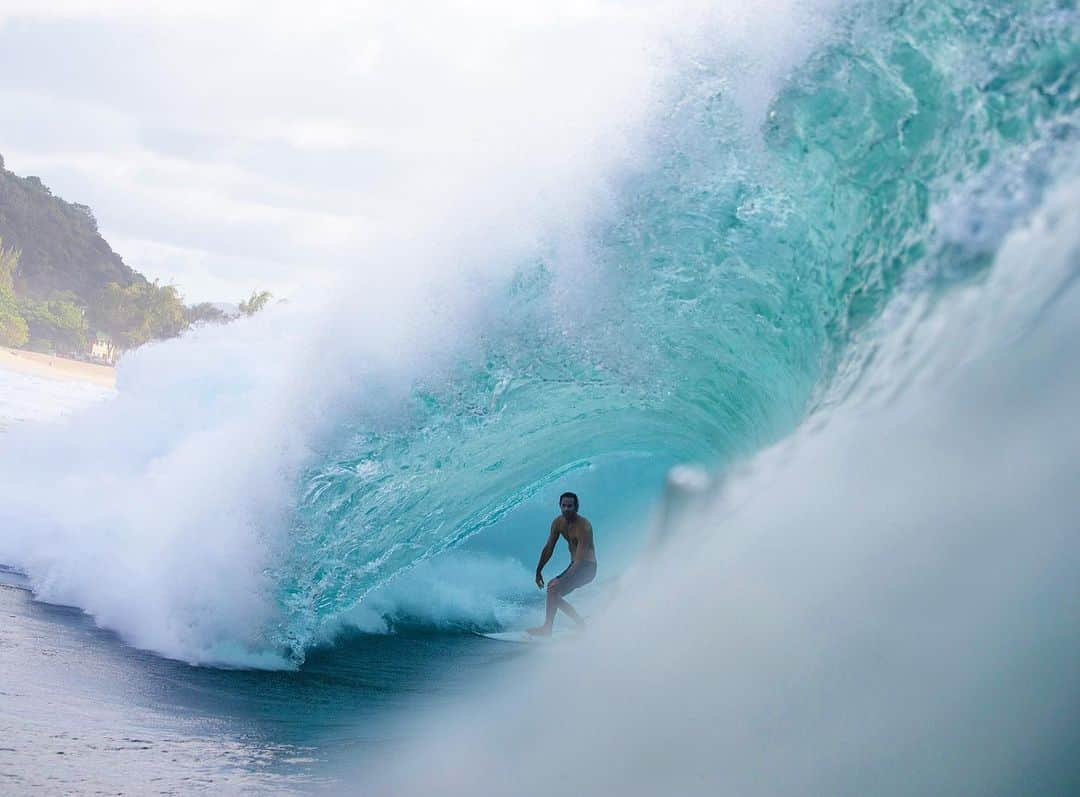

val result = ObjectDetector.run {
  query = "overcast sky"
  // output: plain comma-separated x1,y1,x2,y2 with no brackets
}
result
0,1,683,304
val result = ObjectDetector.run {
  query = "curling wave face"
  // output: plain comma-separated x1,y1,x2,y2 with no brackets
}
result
275,0,1078,659
0,0,1075,667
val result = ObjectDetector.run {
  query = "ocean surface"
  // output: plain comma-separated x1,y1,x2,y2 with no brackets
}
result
1,0,1078,793
0,369,113,430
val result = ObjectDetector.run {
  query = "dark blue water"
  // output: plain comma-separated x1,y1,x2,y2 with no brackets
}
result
0,580,521,794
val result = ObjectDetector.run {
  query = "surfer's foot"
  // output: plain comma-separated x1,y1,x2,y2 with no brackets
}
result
526,625,552,637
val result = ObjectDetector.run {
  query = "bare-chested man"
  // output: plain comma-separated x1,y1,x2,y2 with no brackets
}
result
528,492,597,636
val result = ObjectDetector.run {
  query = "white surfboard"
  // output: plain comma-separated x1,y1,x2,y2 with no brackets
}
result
474,629,576,644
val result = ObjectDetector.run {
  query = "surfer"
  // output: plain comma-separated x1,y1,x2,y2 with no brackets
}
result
528,492,597,636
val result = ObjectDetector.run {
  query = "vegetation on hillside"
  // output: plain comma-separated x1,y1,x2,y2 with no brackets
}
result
0,156,139,304
0,155,273,359
184,302,230,325
19,293,88,353
0,240,28,347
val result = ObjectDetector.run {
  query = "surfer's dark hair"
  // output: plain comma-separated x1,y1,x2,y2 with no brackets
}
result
559,492,579,509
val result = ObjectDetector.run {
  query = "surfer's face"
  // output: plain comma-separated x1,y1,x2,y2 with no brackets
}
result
560,497,577,518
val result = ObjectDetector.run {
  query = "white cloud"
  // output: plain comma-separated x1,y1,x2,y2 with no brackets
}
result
0,1,713,302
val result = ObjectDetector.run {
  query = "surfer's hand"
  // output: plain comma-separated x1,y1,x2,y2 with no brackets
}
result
535,573,544,589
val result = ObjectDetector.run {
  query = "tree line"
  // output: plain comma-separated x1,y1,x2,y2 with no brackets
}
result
0,236,271,357
0,159,274,359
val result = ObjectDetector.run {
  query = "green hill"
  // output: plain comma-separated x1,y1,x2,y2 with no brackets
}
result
0,153,222,358
0,152,145,304
0,152,269,359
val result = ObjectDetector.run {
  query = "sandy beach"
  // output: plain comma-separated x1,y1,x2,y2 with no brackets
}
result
0,347,115,388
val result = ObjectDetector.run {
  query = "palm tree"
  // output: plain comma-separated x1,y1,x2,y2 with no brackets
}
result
238,289,273,316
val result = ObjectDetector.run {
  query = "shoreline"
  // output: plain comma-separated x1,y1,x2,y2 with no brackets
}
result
0,346,116,389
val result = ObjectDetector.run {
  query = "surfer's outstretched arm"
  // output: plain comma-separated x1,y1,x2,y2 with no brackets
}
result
534,520,559,588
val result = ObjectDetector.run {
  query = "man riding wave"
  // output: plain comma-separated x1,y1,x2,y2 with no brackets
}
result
528,492,596,636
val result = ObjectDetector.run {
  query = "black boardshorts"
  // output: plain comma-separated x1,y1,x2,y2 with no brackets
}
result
553,561,597,596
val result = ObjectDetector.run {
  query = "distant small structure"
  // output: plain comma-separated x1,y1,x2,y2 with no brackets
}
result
89,333,118,365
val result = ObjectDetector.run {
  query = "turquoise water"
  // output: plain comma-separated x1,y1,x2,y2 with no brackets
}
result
276,0,1079,660
0,1,1077,792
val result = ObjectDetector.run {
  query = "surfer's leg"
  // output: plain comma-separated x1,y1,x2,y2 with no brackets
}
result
554,596,585,627
544,588,560,627
527,586,559,636
550,563,592,628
